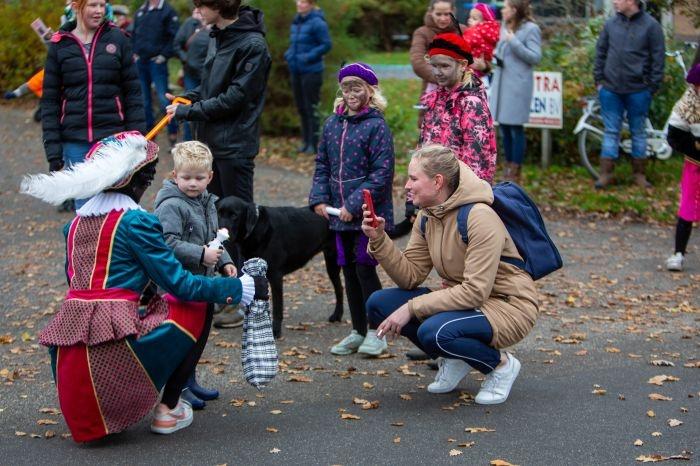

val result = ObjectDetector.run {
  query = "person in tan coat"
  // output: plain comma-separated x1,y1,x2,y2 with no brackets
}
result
362,145,539,404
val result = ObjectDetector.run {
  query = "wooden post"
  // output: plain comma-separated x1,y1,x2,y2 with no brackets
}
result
541,128,552,169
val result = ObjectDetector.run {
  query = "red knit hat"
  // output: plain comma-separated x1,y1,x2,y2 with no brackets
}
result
428,33,473,64
473,3,496,21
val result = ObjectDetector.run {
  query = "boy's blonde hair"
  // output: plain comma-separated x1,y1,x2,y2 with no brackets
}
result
172,141,213,172
333,79,388,113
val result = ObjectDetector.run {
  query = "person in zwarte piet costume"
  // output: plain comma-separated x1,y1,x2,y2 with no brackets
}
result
20,131,268,442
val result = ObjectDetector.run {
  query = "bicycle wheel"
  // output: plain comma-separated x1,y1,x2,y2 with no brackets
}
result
578,128,604,179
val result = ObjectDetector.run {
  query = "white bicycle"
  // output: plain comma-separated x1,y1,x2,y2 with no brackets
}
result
574,49,691,179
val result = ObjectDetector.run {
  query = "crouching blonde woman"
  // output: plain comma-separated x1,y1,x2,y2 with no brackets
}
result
362,144,539,404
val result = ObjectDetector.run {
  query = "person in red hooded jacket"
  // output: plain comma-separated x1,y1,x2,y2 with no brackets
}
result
462,3,500,79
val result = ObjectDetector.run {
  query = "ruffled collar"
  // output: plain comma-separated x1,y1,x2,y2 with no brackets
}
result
76,192,144,217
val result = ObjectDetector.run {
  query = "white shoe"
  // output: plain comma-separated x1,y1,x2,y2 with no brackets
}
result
427,357,470,394
666,252,684,271
475,352,521,405
357,330,388,356
150,399,193,434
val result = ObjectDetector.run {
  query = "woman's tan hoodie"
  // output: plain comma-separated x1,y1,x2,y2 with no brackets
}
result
368,163,539,349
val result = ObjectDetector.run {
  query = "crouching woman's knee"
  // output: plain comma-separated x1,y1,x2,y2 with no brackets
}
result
416,318,441,357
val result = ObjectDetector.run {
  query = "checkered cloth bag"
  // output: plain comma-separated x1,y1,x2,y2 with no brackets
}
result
240,258,278,389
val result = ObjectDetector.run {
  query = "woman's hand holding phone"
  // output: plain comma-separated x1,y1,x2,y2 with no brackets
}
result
360,205,385,240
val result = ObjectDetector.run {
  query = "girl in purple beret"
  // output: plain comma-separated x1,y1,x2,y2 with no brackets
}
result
309,62,395,356
665,63,700,272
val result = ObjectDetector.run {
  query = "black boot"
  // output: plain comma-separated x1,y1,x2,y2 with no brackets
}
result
187,373,219,401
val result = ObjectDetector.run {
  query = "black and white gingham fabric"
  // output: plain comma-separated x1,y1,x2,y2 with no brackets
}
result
240,258,278,389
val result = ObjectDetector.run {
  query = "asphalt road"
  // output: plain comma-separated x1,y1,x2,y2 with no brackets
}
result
0,104,698,465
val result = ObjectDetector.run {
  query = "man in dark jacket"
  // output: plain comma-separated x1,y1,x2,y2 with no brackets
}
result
593,0,664,189
167,0,271,203
132,0,180,145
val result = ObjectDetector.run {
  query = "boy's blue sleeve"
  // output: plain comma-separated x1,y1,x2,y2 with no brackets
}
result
125,212,242,304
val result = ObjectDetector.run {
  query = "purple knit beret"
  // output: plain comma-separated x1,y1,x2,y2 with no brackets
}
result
338,62,379,86
687,63,700,85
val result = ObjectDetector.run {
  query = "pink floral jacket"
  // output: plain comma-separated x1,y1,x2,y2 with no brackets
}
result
419,81,497,183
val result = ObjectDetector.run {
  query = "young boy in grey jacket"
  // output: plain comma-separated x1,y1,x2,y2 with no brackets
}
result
154,140,236,409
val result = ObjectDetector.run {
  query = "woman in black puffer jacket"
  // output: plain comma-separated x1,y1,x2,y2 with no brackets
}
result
42,0,146,209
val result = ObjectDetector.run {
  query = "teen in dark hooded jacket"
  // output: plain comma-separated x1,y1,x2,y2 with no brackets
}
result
167,0,271,203
284,0,332,154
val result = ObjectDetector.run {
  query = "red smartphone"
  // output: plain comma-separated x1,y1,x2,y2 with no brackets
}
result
362,189,379,228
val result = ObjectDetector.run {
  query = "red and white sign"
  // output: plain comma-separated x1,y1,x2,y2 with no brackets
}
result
526,71,563,129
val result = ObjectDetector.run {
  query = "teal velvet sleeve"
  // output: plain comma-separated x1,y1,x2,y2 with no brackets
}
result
123,211,242,304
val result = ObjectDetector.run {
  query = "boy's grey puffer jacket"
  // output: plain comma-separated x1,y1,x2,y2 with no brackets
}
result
154,179,233,276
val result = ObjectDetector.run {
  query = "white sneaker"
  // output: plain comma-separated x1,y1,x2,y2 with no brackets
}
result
475,352,521,405
357,330,388,356
330,330,365,355
150,398,193,434
666,252,684,271
427,357,470,394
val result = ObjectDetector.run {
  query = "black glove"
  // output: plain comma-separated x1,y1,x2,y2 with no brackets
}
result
49,159,64,172
4,91,17,100
253,276,269,301
404,200,417,220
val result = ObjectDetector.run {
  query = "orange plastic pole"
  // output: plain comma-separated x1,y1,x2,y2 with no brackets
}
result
145,97,191,141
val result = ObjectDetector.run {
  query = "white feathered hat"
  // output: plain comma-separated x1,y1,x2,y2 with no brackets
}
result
20,131,159,206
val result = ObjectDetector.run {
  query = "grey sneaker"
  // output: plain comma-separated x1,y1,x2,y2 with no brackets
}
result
357,330,388,356
330,330,365,355
213,307,244,329
427,357,470,394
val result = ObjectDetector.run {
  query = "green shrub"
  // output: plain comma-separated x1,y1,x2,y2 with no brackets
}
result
0,1,62,89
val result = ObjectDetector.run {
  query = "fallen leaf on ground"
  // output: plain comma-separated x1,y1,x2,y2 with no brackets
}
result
636,454,691,462
490,460,518,466
38,408,60,415
605,347,621,353
269,448,281,454
44,431,55,439
37,419,58,425
15,431,26,436
575,350,588,356
648,375,680,386
393,437,401,444
288,375,312,383
399,394,412,401
270,410,282,415
648,393,672,401
280,400,294,404
651,432,662,437
592,388,607,395
340,413,360,420
634,439,644,446
449,449,462,457
647,410,656,417
465,427,496,433
683,361,699,368
266,427,278,433
363,382,374,389
391,422,404,427
667,419,683,427
458,441,476,448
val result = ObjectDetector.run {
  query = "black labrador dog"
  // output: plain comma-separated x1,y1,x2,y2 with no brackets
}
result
217,196,344,338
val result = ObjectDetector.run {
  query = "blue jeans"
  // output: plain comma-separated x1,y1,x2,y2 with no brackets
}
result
366,288,501,374
500,124,526,164
63,141,93,209
599,87,652,159
136,59,177,135
181,74,201,141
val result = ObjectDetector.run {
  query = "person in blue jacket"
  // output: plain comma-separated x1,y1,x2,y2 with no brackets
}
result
309,63,394,357
284,0,332,154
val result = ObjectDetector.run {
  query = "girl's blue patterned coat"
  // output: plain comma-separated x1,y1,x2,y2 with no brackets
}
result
309,107,395,232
